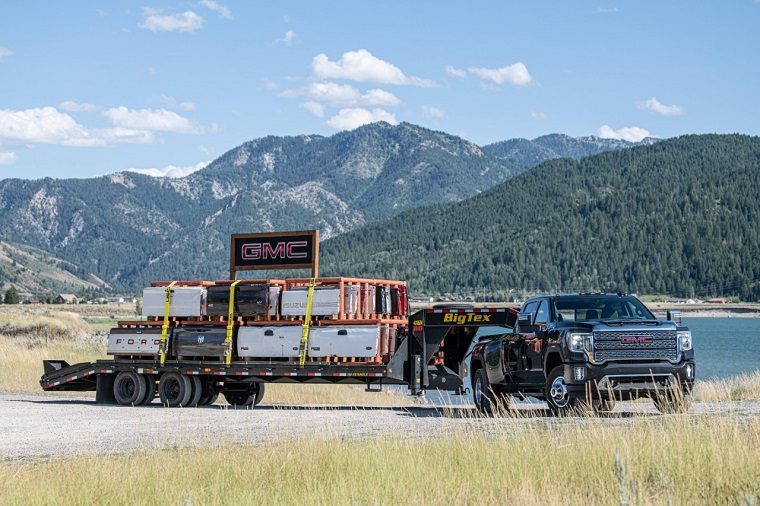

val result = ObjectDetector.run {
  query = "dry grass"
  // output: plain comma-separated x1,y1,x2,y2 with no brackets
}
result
695,370,760,402
1,414,758,505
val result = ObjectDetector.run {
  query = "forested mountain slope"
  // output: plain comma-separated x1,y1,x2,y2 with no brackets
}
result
321,134,760,300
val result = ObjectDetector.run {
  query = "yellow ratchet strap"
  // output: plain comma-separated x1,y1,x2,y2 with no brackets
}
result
298,278,316,366
159,281,177,365
224,280,241,366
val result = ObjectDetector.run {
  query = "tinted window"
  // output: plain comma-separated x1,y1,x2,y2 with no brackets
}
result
554,296,654,322
522,301,538,316
535,300,550,324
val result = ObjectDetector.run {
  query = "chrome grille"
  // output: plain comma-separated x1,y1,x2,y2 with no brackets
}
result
593,329,678,362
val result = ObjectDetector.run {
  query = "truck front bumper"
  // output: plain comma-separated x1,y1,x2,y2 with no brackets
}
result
563,361,695,400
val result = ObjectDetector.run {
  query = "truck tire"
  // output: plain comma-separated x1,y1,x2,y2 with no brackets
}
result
136,375,157,406
158,372,193,407
473,368,497,414
187,376,203,407
545,366,585,416
253,383,265,406
113,372,147,406
652,384,692,414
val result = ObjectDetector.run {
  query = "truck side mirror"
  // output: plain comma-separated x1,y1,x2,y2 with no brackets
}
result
517,311,535,331
666,309,682,325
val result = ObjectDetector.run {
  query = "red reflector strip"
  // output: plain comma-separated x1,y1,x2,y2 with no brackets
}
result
332,372,348,377
259,372,273,376
284,372,296,377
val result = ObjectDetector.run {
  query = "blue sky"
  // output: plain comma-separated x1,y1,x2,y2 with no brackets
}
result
1,1,758,179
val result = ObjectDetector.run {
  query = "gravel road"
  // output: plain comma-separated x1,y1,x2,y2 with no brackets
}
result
2,394,759,461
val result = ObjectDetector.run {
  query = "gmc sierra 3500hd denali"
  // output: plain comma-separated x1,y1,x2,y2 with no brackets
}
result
470,293,695,415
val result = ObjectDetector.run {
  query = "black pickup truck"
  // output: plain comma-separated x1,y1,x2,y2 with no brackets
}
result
470,293,695,415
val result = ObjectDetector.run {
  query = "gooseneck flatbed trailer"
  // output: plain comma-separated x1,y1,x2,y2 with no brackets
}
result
41,306,514,407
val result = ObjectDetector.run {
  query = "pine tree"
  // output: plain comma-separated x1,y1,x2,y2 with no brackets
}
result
4,285,19,305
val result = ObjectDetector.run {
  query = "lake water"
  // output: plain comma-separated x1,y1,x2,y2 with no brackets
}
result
686,317,760,380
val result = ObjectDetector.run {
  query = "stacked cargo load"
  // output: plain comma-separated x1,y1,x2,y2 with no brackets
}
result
109,277,407,365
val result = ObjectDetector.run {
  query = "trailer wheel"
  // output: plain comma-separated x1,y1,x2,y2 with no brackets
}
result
136,375,157,406
187,376,203,407
473,369,497,414
198,381,219,406
252,383,265,406
199,393,219,406
223,390,253,408
113,372,147,406
158,372,193,407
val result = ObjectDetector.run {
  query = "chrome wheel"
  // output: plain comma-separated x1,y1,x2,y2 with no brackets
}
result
550,376,570,408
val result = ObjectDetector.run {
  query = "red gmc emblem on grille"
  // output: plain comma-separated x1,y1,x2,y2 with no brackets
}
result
620,336,653,344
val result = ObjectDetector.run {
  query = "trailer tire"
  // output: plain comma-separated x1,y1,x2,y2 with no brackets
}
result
136,375,157,406
187,376,203,407
113,372,147,406
253,383,265,406
158,372,193,407
199,393,219,406
223,390,253,408
198,380,219,406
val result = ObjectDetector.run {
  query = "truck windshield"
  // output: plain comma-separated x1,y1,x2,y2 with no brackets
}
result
554,296,655,322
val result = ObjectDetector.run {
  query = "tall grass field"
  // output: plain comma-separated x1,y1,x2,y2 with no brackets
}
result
1,415,758,504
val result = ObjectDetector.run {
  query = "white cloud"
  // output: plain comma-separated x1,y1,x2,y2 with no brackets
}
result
0,47,12,62
125,160,209,178
0,151,17,165
158,94,196,111
467,62,533,86
636,96,685,116
421,105,446,119
198,0,232,19
595,7,619,13
59,101,98,113
530,111,548,119
301,101,325,118
445,65,467,79
597,125,651,142
326,108,397,130
0,107,155,146
312,49,434,87
275,30,297,46
139,8,204,32
102,106,202,133
287,82,401,108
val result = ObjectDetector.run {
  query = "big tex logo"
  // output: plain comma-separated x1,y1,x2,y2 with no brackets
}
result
442,313,492,324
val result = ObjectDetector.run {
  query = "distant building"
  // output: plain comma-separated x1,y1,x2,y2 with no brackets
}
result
707,297,728,304
107,297,125,304
55,294,79,304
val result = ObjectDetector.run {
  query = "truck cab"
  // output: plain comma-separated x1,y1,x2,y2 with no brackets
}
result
470,293,695,415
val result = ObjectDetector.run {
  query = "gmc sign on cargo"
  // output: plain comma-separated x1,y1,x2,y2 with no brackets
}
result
230,230,319,277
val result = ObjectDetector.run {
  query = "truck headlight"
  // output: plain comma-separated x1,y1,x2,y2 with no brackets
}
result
569,333,593,353
677,330,692,351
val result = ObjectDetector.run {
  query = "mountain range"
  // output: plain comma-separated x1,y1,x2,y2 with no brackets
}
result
0,123,647,294
321,134,760,300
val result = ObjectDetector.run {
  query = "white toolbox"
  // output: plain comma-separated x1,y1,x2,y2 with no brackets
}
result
280,287,340,316
308,325,379,358
142,286,207,317
237,326,303,358
107,328,162,356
